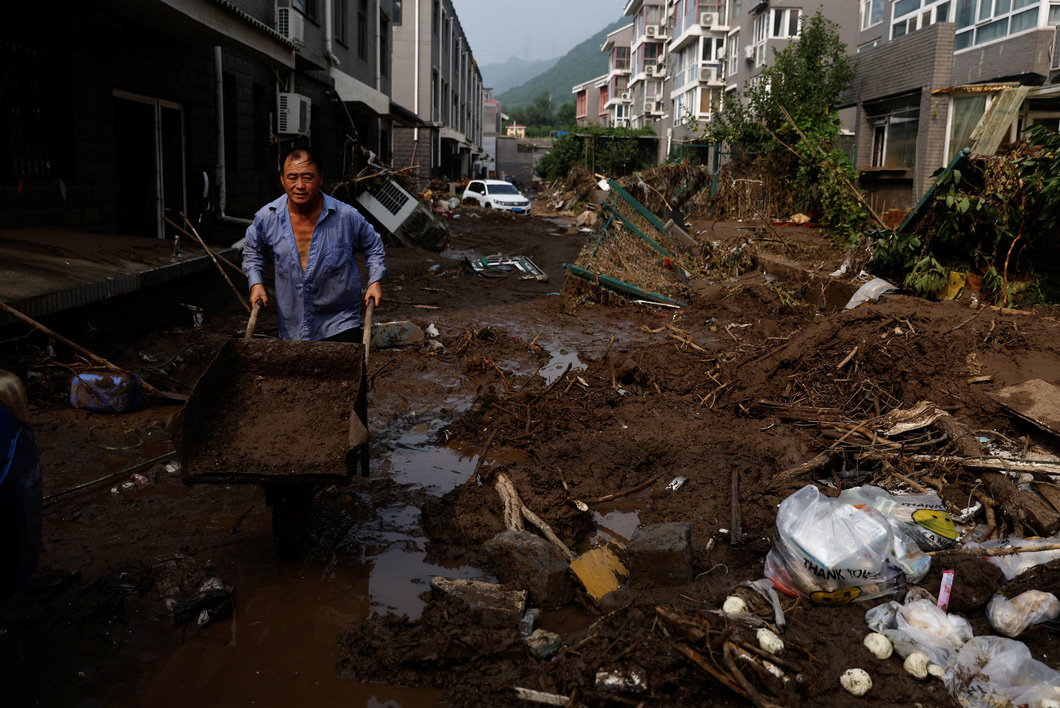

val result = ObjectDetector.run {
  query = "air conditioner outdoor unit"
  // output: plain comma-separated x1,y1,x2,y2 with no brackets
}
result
1053,25,1060,70
656,24,670,37
655,62,667,75
700,12,715,27
276,7,305,45
646,24,658,37
700,66,717,82
654,101,665,113
621,92,631,101
277,92,311,135
645,64,656,76
745,45,755,60
718,48,727,60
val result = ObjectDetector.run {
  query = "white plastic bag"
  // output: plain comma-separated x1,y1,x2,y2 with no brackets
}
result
839,485,958,550
886,599,973,668
986,590,1060,637
964,535,1060,579
765,485,929,605
945,636,1060,708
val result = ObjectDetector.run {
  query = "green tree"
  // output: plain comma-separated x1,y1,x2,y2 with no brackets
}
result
708,10,867,246
556,103,576,128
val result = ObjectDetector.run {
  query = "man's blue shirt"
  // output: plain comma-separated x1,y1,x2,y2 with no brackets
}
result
242,194,388,340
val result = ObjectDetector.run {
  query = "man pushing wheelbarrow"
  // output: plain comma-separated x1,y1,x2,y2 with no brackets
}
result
176,147,387,557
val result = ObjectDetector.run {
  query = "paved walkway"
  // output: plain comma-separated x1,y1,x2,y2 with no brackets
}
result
0,228,241,321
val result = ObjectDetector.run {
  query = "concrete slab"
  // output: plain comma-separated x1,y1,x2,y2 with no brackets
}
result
429,576,526,628
628,522,693,588
484,530,575,608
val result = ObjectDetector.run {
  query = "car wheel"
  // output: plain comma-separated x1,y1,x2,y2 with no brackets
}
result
484,203,492,209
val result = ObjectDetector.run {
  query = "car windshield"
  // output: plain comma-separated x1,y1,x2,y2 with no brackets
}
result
487,183,520,195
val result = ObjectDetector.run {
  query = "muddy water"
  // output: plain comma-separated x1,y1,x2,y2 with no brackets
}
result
137,410,534,705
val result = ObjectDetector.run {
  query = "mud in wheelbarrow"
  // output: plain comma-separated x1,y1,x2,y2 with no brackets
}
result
173,338,368,556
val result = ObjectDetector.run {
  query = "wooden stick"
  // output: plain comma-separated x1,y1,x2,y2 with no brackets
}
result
0,301,184,401
859,451,1060,477
730,467,741,547
169,214,250,313
470,429,499,482
676,644,747,698
582,470,668,504
836,345,858,370
928,542,1060,557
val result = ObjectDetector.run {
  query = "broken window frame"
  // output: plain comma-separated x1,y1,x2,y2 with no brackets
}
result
866,92,921,169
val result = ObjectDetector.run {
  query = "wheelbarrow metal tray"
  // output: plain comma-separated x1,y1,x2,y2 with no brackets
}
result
175,339,368,485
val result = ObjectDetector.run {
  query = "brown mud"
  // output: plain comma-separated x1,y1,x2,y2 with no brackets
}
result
1,204,1060,706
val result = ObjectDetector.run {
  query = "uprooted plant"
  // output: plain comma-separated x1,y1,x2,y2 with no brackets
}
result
872,126,1060,306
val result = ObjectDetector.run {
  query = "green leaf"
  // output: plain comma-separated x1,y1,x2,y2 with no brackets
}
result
953,169,962,185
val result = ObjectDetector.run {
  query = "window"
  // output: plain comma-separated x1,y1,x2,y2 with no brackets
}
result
753,13,768,66
728,31,740,75
861,0,884,29
948,94,987,161
358,0,367,59
393,0,402,25
293,0,318,22
334,0,347,44
868,94,920,168
613,46,630,72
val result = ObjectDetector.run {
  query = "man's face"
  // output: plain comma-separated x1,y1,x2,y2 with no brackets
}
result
281,154,323,208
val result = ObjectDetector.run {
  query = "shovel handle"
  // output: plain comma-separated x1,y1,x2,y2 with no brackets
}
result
362,299,374,368
244,299,264,341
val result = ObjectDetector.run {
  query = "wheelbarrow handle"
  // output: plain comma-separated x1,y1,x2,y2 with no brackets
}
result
362,299,374,368
244,299,265,341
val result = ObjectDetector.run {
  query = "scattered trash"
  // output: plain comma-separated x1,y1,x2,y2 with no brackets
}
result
722,595,748,614
946,636,1060,708
425,323,440,338
986,590,1060,637
595,668,647,694
466,254,548,282
866,598,973,669
839,668,872,696
512,687,570,705
181,303,204,329
665,476,687,491
965,535,1060,579
844,278,899,309
757,628,784,655
519,608,541,637
130,473,149,486
70,371,139,413
864,632,893,659
172,577,234,627
937,570,954,612
765,484,929,605
525,628,561,659
839,485,958,550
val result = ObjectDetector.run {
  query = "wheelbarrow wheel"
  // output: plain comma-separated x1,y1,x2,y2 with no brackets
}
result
267,486,313,559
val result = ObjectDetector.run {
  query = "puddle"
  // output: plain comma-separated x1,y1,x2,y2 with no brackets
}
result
540,348,587,385
592,500,642,546
139,414,526,706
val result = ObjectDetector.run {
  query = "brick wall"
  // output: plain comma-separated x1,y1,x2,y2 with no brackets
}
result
952,29,1053,84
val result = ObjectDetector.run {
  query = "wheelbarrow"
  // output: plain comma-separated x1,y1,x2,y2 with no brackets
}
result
174,301,373,556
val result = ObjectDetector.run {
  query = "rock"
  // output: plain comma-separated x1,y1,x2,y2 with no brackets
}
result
429,577,526,628
627,522,693,587
483,530,575,608
525,628,561,659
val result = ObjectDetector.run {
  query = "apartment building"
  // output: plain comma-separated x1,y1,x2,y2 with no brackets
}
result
573,75,610,127
601,23,636,128
390,0,485,180
844,0,1060,210
3,0,397,235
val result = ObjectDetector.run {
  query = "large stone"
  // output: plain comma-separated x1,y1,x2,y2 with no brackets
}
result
627,522,693,587
483,530,575,608
429,577,526,628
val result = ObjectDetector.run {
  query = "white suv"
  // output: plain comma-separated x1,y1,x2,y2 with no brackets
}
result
462,179,532,214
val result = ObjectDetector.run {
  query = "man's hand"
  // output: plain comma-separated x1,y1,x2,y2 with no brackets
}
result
250,283,268,308
365,281,383,307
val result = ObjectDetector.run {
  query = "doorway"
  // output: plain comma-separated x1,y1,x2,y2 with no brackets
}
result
113,91,187,238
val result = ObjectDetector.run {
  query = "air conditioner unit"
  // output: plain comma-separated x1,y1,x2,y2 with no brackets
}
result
655,62,667,75
700,12,715,27
277,92,311,135
646,24,658,37
645,64,656,76
700,66,717,82
745,45,755,60
621,92,631,101
656,24,671,37
1053,25,1060,70
654,101,665,113
276,7,305,45
718,48,727,60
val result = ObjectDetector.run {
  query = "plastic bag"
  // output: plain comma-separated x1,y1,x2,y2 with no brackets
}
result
867,598,972,668
844,278,898,309
964,535,1060,580
839,485,958,550
945,636,1060,708
765,485,929,605
986,590,1060,637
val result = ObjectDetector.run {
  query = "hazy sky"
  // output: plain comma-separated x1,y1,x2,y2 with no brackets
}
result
450,0,626,66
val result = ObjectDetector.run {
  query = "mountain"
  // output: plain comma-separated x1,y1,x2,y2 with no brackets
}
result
481,56,562,95
497,16,629,109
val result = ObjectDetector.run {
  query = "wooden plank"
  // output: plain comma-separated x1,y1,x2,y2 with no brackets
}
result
990,379,1060,437
983,472,1060,536
1035,482,1060,516
570,542,627,603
